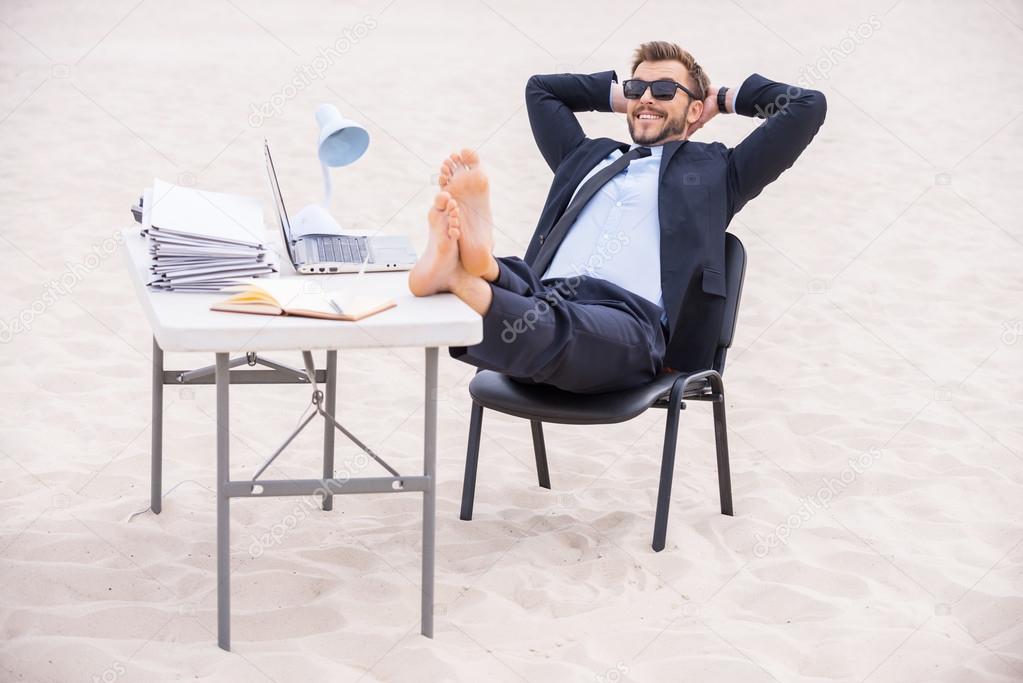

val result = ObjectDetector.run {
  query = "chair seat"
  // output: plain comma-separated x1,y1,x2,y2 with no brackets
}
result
468,370,710,425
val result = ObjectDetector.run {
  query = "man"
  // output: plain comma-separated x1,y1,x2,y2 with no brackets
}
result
409,40,826,393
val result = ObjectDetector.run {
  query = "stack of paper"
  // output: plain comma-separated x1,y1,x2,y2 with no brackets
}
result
140,179,276,292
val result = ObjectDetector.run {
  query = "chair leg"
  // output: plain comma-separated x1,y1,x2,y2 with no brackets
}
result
530,420,551,489
459,402,485,521
713,394,734,516
652,383,685,552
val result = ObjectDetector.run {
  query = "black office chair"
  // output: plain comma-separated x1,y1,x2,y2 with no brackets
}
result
459,233,747,551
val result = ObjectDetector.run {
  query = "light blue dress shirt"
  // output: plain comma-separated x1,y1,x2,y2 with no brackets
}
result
542,144,665,307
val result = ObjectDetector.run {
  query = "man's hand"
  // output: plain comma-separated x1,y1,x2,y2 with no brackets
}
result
686,85,733,138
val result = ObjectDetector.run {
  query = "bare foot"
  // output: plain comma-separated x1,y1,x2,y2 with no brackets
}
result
408,192,462,297
437,148,495,278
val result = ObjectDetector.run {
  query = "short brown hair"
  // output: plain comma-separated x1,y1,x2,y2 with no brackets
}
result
631,40,710,101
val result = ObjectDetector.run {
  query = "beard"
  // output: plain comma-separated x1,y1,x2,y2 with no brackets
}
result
628,103,690,145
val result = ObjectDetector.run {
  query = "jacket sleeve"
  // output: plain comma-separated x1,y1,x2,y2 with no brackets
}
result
525,70,618,172
726,73,827,220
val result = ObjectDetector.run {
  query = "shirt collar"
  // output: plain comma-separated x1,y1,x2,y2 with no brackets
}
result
629,143,664,157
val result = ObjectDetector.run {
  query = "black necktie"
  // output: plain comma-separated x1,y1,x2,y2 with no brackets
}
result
532,146,652,276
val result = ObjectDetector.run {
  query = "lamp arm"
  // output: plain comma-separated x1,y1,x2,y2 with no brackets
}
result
320,163,333,208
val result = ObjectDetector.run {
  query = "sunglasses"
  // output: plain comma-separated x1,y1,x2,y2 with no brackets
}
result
622,79,700,102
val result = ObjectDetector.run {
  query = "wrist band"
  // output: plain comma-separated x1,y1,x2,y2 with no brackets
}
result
717,86,729,113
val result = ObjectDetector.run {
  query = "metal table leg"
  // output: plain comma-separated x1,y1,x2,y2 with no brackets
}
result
151,338,163,514
421,347,437,637
161,347,435,648
215,353,231,651
322,350,338,511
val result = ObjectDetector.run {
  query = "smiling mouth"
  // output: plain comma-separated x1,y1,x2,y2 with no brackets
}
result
635,111,665,122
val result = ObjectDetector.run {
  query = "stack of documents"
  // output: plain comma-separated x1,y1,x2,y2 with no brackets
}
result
140,179,276,292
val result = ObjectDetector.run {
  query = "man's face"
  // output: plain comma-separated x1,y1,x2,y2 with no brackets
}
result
627,60,703,145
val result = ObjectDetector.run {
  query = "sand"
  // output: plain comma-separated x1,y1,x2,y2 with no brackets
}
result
1,0,1021,681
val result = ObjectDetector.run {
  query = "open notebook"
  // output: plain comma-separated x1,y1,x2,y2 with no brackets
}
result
210,278,395,321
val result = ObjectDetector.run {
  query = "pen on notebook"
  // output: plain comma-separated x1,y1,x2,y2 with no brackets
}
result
328,296,345,315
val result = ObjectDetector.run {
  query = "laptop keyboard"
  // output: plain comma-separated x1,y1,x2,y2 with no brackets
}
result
313,235,369,263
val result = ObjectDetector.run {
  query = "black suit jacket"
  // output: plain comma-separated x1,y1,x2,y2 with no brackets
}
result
523,71,827,372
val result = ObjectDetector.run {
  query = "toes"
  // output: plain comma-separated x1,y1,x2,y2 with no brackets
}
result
459,148,480,168
448,226,461,240
432,191,451,212
446,199,460,229
444,149,479,175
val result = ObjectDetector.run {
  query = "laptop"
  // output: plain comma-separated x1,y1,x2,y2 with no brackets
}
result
264,140,417,274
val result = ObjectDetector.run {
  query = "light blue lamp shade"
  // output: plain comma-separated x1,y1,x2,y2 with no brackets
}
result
315,103,369,167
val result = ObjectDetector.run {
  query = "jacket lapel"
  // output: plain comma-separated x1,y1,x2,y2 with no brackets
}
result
658,139,687,326
658,139,686,182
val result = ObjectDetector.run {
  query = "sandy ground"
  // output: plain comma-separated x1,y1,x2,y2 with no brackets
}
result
1,0,1022,681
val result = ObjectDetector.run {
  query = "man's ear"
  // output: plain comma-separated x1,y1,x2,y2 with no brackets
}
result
688,98,704,123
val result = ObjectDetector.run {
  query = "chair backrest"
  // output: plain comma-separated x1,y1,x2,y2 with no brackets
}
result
712,233,748,375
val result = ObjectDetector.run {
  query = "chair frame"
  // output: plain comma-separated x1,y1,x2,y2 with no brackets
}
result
459,234,746,552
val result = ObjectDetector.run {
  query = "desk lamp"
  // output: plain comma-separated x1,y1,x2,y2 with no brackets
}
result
291,104,370,235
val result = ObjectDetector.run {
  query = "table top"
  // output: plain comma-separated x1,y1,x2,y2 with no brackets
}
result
121,228,482,353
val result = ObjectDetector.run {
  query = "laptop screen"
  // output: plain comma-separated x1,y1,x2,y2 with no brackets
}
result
264,140,296,266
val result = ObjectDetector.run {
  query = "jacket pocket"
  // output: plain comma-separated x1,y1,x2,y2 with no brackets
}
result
701,267,727,298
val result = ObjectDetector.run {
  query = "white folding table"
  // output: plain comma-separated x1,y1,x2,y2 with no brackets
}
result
121,229,482,650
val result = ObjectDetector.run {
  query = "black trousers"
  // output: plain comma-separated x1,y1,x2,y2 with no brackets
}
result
449,257,667,394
